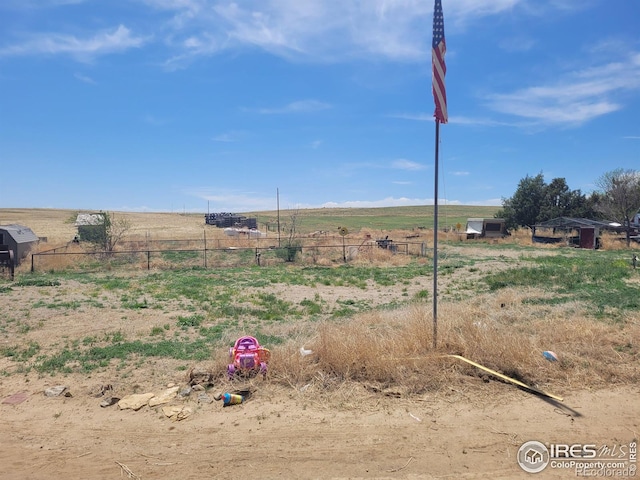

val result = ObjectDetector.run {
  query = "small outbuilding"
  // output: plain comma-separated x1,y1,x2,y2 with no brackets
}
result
75,213,107,243
0,224,39,266
531,217,618,249
465,218,507,239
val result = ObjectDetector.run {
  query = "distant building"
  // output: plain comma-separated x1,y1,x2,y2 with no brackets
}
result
465,218,507,239
205,212,257,229
531,217,618,249
0,224,39,266
75,213,106,243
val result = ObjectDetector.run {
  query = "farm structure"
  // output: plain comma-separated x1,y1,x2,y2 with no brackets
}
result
531,217,620,249
0,224,39,266
75,213,106,242
205,213,257,229
465,218,507,239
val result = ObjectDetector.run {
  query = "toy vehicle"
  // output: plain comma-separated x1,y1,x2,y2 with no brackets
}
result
228,336,270,379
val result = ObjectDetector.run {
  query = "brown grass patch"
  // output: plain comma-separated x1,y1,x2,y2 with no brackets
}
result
266,293,640,399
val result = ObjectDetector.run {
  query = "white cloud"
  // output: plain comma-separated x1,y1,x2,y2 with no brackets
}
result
141,0,552,65
485,50,640,126
450,171,470,176
255,100,331,114
142,114,170,126
184,188,277,211
2,0,587,68
0,25,148,60
320,197,437,208
212,132,240,142
498,35,536,53
392,159,425,171
73,72,96,84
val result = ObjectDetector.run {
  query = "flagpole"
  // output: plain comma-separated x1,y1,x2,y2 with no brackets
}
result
433,119,439,349
431,0,446,350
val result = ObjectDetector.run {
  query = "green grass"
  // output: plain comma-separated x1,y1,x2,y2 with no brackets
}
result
483,252,638,319
6,237,639,375
15,277,61,287
35,338,216,374
161,250,200,263
1,342,41,362
176,314,204,329
244,205,500,233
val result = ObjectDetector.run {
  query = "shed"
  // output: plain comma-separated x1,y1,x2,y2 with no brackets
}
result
531,217,617,249
0,224,39,266
465,218,507,239
75,213,106,243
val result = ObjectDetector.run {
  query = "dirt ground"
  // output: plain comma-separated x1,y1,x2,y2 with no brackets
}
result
1,209,639,479
1,276,638,480
1,378,638,479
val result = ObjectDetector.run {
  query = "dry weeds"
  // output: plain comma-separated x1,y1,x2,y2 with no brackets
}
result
2,208,639,406
266,292,640,401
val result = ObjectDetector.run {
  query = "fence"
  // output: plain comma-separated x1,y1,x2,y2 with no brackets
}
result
29,236,428,274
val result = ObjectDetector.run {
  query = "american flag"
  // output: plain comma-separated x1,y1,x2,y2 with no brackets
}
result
432,0,447,124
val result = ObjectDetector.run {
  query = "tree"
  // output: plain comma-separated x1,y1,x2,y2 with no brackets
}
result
497,173,598,231
595,169,640,246
497,173,546,231
81,212,131,252
276,208,302,262
538,178,599,221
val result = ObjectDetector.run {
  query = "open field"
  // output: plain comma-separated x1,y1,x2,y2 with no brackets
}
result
1,208,639,479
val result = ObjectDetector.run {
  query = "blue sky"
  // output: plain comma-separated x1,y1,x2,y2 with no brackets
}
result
1,0,639,213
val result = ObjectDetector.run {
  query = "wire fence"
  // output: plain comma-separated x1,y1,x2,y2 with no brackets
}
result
30,236,429,274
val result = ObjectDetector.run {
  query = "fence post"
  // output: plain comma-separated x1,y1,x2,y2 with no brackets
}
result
203,229,207,269
147,250,151,270
31,253,35,273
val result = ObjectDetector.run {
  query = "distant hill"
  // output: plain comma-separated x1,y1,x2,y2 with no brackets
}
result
243,205,500,233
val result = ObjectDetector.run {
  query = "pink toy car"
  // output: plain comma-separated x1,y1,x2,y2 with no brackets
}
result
228,336,270,379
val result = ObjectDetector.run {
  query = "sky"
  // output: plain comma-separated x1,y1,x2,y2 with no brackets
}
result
1,0,639,213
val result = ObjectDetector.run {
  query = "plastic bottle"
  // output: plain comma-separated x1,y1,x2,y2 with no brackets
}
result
215,392,243,406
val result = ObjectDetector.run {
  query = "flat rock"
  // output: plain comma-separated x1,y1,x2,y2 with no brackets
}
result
99,397,120,408
162,405,193,421
44,386,68,397
197,393,213,404
118,392,155,411
149,386,180,407
2,392,29,405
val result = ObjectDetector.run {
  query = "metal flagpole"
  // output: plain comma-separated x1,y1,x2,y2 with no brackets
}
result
431,0,447,349
433,120,440,349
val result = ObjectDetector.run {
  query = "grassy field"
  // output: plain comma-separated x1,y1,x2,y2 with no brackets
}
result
1,207,639,395
246,204,501,233
0,204,500,243
2,207,640,479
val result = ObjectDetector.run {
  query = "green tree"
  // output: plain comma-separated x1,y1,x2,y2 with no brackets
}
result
595,169,640,246
276,208,302,262
538,178,599,221
81,212,131,252
497,173,546,231
498,173,598,231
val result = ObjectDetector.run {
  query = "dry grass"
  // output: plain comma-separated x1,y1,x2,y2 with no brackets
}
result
266,290,640,399
4,208,640,404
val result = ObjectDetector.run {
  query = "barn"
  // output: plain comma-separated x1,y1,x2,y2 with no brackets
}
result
0,224,39,266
